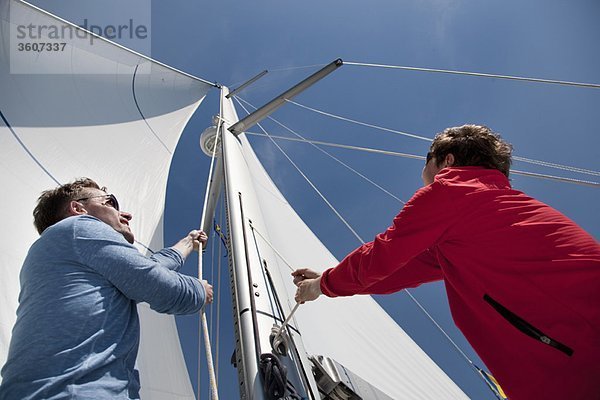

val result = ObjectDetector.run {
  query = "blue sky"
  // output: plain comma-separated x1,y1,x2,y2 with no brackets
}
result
29,0,600,398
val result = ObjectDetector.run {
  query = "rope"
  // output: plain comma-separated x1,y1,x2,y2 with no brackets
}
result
259,353,303,400
345,61,600,89
271,303,300,347
235,99,366,243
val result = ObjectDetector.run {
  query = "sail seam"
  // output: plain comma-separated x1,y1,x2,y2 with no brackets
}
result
0,108,60,185
132,64,172,154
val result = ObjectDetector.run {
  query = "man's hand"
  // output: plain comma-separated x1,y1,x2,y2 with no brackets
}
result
172,229,208,259
292,268,322,303
202,280,214,304
189,230,208,251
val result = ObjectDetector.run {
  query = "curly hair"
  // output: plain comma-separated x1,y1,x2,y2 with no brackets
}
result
33,178,102,234
429,125,513,177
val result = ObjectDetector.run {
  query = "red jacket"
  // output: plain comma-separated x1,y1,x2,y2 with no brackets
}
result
320,167,600,400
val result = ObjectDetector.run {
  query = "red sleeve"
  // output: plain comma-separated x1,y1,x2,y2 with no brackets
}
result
355,249,442,294
320,181,459,297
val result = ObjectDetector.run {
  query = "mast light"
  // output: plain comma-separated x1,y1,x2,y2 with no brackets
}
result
199,125,221,157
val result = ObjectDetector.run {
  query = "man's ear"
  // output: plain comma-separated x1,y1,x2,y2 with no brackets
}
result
443,153,455,168
67,201,88,216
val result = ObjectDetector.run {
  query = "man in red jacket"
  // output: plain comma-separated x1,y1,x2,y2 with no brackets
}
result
293,124,600,400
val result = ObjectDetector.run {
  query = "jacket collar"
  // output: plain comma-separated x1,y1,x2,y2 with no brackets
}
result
434,166,512,189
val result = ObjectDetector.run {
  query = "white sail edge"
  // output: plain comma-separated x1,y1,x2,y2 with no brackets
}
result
0,0,213,398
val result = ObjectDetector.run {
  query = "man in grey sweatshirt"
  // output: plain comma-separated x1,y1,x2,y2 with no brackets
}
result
0,178,212,399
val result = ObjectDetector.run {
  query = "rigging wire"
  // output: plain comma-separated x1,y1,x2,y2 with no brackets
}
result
234,98,487,384
246,131,425,158
345,61,600,89
285,99,600,178
245,131,425,159
286,99,432,142
233,97,600,395
235,100,366,244
227,61,599,396
236,97,405,203
243,132,600,188
510,169,599,187
512,156,600,177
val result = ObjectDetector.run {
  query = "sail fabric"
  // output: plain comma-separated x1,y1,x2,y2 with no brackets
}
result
0,1,212,398
234,131,469,398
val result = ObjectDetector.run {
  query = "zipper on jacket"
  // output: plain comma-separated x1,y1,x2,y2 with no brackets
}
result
483,294,573,357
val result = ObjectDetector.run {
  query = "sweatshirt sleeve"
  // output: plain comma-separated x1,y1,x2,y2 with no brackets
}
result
150,248,185,271
321,181,459,297
73,216,205,315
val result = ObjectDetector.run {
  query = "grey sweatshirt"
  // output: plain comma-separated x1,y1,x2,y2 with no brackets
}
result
0,215,205,399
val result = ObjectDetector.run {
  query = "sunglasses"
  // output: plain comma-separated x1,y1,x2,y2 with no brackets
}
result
76,193,120,211
426,152,434,164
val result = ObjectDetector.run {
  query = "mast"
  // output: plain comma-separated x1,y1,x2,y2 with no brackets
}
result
198,65,471,400
218,87,320,399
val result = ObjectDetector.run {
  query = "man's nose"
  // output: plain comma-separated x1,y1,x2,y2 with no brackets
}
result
121,212,133,221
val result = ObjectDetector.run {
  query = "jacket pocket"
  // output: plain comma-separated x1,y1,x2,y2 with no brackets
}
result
483,294,573,357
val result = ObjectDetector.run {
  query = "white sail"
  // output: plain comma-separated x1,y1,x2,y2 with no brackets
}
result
0,0,213,398
219,88,469,399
